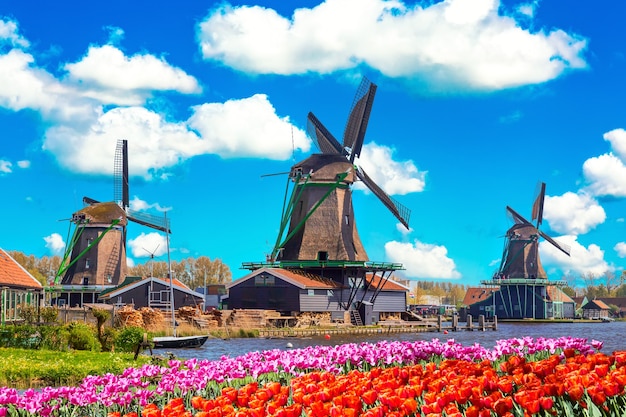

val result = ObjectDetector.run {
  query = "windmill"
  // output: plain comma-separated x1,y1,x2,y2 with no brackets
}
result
54,140,170,290
482,182,571,319
270,77,411,263
497,182,570,280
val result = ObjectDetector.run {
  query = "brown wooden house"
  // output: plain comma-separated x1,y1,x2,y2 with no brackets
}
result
99,276,204,310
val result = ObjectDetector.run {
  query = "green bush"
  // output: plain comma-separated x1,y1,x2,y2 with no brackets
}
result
0,325,39,349
38,325,70,351
17,304,38,324
67,323,100,351
114,326,145,353
100,327,117,352
40,306,59,324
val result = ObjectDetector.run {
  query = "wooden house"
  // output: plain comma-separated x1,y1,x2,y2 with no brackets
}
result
597,297,626,318
225,268,408,324
0,248,43,324
99,276,204,310
581,299,611,319
465,284,575,320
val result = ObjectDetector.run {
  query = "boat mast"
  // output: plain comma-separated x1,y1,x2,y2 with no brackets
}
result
165,212,176,337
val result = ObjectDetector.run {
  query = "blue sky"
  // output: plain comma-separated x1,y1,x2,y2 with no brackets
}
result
1,0,626,286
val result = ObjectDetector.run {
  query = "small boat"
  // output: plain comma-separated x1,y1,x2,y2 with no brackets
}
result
601,317,615,323
152,335,209,349
151,212,209,350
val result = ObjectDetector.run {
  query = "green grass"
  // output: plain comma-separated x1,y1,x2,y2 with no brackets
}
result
0,347,153,389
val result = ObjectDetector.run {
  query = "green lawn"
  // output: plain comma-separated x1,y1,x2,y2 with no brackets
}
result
0,348,153,389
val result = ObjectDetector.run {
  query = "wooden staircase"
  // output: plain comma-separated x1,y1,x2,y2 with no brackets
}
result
350,310,363,326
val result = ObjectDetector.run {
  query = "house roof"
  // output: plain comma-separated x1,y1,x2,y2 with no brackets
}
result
546,286,575,303
0,248,43,290
365,274,408,292
597,297,626,310
228,268,345,290
99,276,203,300
463,287,496,306
583,299,611,310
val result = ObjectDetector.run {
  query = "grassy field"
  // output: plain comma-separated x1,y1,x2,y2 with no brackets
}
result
0,347,153,389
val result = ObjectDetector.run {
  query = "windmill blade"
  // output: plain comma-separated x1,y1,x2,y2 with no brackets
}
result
83,196,99,205
539,230,571,257
114,139,129,209
343,78,376,163
506,206,533,225
127,208,171,233
307,112,345,155
356,167,410,229
531,182,546,228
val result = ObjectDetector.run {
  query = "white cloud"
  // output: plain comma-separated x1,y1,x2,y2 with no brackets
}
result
543,192,606,235
582,129,626,197
0,19,29,48
17,160,30,168
385,239,461,279
197,0,587,91
127,232,168,258
43,233,66,255
188,94,310,159
395,222,413,235
354,142,426,195
129,196,171,213
540,235,611,276
615,242,626,258
0,160,11,173
64,45,201,106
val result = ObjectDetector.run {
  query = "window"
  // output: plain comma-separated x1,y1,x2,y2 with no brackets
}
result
318,251,328,261
85,258,90,269
255,274,275,286
308,289,315,296
82,277,89,285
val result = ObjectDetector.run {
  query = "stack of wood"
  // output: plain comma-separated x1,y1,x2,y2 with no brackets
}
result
116,305,144,327
294,312,332,327
177,306,200,323
139,307,164,330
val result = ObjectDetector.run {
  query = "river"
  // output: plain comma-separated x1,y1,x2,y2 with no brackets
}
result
168,321,626,361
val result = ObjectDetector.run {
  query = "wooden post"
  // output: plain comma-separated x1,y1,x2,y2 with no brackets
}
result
478,315,485,331
452,314,458,331
467,314,473,331
493,315,498,331
438,315,443,332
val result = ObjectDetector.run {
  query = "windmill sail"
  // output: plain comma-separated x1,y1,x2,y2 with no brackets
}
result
343,78,376,161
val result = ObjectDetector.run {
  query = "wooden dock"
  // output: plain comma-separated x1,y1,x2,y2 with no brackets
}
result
257,315,497,338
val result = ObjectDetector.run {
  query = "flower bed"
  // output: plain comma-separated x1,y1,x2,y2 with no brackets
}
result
0,337,623,416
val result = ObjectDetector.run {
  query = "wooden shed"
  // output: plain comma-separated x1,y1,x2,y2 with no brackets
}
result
582,299,611,319
99,276,204,310
225,268,407,324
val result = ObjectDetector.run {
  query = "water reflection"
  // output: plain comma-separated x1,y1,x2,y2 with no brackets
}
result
169,322,626,362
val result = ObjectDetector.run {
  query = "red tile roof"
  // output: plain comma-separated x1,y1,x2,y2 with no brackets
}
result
365,274,408,292
463,287,496,306
0,248,43,290
271,269,344,289
546,286,575,303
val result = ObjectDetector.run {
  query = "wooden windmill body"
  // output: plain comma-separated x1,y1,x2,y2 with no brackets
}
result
480,182,571,319
273,78,410,265
56,140,169,290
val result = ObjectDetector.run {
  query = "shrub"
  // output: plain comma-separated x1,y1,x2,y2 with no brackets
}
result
0,325,39,348
67,322,100,351
40,306,59,324
17,304,38,324
39,325,70,351
114,326,145,353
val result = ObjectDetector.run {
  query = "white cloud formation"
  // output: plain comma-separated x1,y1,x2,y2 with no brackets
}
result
0,19,29,48
129,196,171,213
582,128,626,197
540,235,610,276
385,240,461,279
543,192,606,235
64,45,201,106
395,222,413,235
43,233,66,255
354,142,426,195
127,232,168,258
197,0,587,91
188,94,310,159
0,160,11,173
17,160,30,168
614,242,626,258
